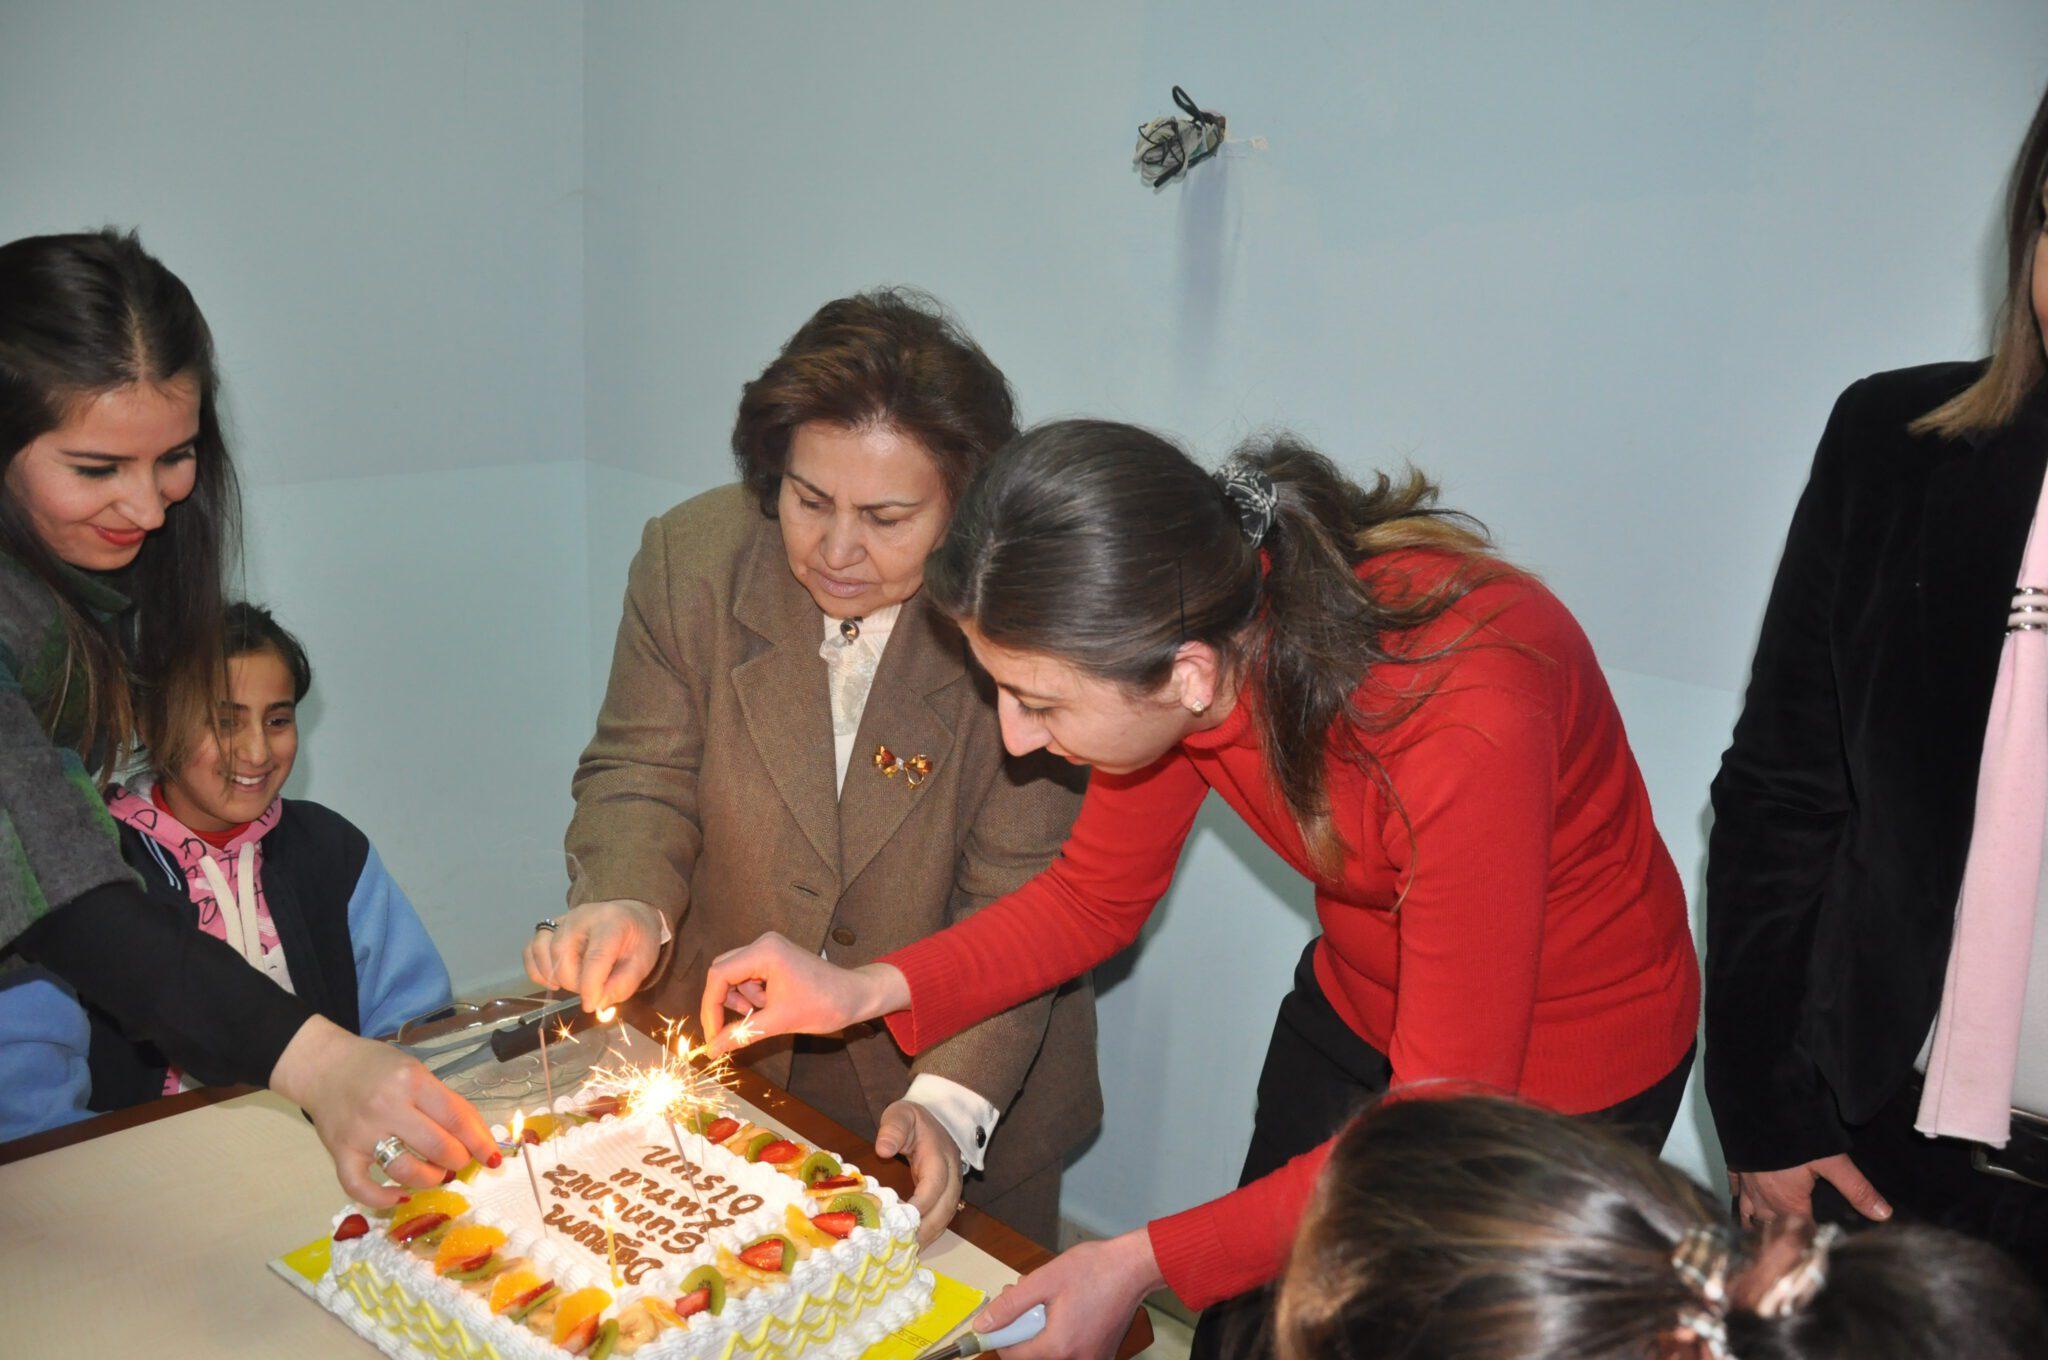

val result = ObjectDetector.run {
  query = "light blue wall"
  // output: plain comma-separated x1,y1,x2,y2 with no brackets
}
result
9,0,2046,1242
1,2,592,993
580,0,2048,1231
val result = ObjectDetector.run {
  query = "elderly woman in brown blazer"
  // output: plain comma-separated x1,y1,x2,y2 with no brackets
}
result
526,291,1095,1247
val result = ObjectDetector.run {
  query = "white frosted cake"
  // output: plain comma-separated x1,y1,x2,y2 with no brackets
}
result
314,1096,932,1359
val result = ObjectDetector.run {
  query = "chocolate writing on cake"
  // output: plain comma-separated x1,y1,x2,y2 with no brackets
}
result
538,1197,665,1285
539,1148,765,1272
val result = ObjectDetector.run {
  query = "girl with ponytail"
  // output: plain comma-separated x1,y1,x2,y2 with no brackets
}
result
699,419,1700,1360
1275,1094,2044,1360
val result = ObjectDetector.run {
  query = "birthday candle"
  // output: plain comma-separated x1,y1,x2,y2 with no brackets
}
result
510,1109,547,1234
535,1010,557,1114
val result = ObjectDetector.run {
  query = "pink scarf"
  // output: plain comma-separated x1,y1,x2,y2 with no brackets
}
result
1916,498,2048,1146
104,783,289,1094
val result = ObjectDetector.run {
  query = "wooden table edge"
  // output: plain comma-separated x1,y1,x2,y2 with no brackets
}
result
0,1006,1157,1359
0,1081,253,1165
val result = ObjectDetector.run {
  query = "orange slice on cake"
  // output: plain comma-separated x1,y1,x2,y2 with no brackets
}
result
434,1224,507,1273
552,1286,613,1350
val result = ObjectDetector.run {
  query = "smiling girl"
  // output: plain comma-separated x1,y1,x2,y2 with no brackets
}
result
0,230,495,1199
59,603,453,1110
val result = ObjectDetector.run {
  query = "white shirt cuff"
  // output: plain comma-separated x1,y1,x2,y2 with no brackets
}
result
621,899,671,946
902,1073,1001,1172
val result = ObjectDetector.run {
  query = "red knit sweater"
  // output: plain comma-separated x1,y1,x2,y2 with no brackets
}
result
880,553,1699,1307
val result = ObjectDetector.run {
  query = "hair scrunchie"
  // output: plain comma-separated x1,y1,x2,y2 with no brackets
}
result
1671,1225,1738,1360
1668,1220,1842,1359
1216,457,1279,546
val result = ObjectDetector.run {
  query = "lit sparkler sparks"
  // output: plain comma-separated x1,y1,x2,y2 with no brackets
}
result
619,1027,730,1117
592,1015,736,1122
589,1017,737,1202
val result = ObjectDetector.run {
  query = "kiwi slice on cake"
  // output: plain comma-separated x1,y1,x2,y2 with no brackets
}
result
796,1151,843,1185
677,1264,727,1315
506,1284,560,1324
445,1255,511,1283
826,1192,882,1230
742,1130,780,1163
414,1218,456,1250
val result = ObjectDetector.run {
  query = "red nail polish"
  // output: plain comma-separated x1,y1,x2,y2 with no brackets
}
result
442,1169,457,1184
488,1153,503,1169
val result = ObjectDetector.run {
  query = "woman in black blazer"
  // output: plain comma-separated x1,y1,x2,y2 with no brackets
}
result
1706,81,2048,1284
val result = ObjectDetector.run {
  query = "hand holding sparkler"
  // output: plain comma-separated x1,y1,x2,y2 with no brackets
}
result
698,931,911,1055
526,899,666,1014
272,1016,500,1208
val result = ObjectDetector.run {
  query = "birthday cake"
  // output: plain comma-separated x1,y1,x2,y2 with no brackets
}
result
313,1095,932,1359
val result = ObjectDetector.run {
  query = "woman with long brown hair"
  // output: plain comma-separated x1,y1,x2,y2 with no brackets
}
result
0,228,498,1199
1275,1094,2044,1360
695,420,1701,1359
1706,79,2048,1281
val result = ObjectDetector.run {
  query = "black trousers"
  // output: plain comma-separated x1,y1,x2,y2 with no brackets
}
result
1808,1077,2048,1292
1188,942,1695,1360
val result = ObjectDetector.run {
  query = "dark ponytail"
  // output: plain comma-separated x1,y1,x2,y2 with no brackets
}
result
924,418,1494,872
0,228,238,781
1275,1095,2046,1360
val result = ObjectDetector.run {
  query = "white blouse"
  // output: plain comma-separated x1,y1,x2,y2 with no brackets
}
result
821,603,903,792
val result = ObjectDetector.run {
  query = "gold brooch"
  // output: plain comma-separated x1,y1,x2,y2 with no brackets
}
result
872,745,934,788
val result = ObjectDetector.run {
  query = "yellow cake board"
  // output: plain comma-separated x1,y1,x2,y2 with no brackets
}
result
271,1236,983,1360
860,1271,984,1359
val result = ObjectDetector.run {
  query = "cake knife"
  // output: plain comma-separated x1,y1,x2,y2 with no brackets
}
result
415,994,594,1079
916,1304,1047,1359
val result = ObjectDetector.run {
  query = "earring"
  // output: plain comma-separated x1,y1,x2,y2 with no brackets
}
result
1189,699,1208,716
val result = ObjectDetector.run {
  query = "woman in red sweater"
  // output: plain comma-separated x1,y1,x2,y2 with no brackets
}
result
700,421,1701,1360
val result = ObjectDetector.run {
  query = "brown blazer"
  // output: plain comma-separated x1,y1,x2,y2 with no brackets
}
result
566,485,1099,1195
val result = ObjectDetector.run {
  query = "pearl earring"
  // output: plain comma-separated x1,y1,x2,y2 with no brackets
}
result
1189,699,1207,716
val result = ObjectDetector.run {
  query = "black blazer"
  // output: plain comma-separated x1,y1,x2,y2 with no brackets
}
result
1705,361,2048,1172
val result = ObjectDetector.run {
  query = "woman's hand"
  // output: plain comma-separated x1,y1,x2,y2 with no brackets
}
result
699,931,910,1053
1730,1153,1892,1227
876,1100,965,1247
525,899,666,1013
972,1228,1163,1360
271,1015,502,1207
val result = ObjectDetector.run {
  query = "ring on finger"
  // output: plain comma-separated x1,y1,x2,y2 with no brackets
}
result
373,1134,411,1171
535,918,561,933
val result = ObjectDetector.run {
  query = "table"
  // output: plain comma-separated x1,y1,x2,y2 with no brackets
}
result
0,1010,1154,1360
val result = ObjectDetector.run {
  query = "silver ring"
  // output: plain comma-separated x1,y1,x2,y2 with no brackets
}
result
534,918,561,933
372,1134,410,1170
